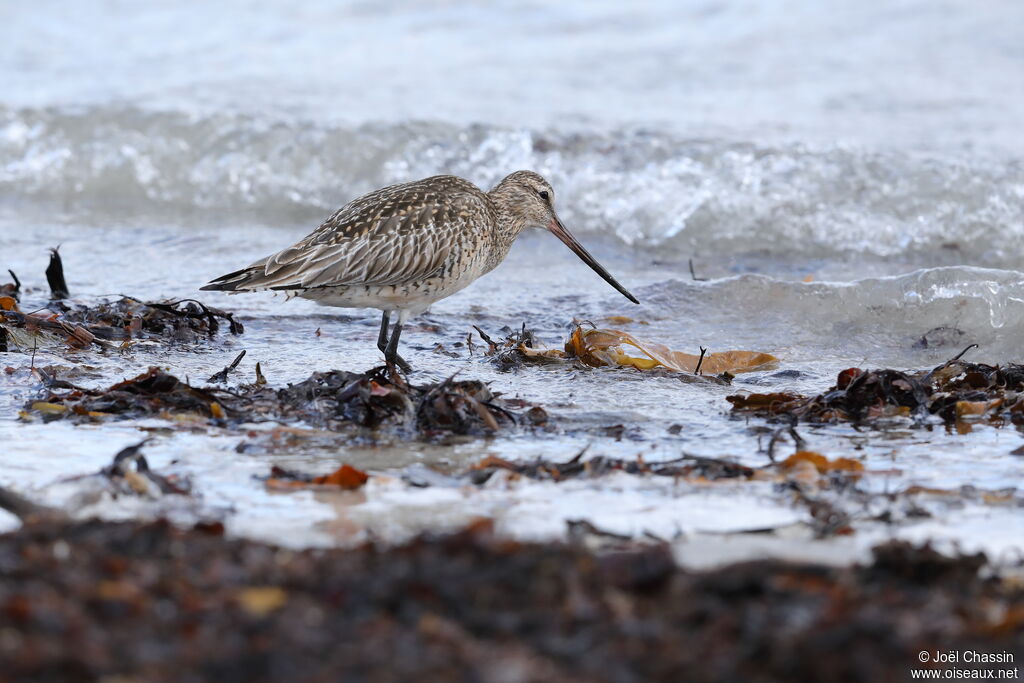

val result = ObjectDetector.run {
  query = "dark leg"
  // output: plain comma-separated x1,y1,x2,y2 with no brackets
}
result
384,316,412,372
377,310,391,353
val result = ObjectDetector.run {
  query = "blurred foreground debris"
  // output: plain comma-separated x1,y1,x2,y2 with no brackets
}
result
0,519,1019,682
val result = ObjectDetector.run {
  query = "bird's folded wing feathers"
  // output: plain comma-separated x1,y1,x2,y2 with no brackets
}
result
246,194,481,291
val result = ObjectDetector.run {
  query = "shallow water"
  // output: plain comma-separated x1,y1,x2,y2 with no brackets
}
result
1,1,1023,565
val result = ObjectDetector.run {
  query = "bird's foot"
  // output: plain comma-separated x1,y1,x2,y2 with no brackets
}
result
385,353,413,374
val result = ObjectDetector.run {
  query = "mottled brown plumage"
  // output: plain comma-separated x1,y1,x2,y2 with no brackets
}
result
202,171,637,370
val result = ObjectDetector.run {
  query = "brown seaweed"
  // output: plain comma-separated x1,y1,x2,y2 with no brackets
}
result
261,463,369,491
728,354,1024,428
465,451,755,484
45,247,70,300
1,249,243,350
26,367,234,422
26,364,537,438
0,519,1018,682
1,269,20,302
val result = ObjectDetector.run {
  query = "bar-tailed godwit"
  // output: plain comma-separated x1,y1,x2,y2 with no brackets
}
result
202,171,637,370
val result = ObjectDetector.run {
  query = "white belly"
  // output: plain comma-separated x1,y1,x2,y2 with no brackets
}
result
295,273,481,316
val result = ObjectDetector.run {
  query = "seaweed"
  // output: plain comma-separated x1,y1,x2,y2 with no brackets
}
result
261,463,369,491
26,367,235,422
25,364,537,438
465,451,755,484
0,441,191,521
207,350,247,383
267,366,522,435
0,249,243,350
52,296,244,343
92,440,192,497
472,323,561,372
1,269,20,302
45,247,70,299
728,352,1024,427
0,518,1018,682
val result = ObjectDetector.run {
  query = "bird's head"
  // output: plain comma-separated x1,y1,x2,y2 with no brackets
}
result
493,170,559,232
490,170,639,304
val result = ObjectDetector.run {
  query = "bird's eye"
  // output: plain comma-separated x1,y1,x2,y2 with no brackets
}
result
538,190,549,201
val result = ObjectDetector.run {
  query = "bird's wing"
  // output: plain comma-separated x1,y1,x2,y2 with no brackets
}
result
238,180,488,291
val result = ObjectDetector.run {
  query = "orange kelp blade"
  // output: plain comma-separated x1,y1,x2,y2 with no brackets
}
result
565,326,778,374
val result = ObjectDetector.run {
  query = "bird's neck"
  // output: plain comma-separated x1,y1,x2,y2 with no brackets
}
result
486,185,529,268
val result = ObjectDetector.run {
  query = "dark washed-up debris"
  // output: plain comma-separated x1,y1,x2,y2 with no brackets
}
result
26,365,539,438
207,350,247,383
57,296,244,341
60,440,190,498
0,484,61,522
264,367,522,435
474,322,773,380
1,249,243,350
45,247,70,299
913,325,965,350
93,439,191,497
473,322,561,372
26,367,234,422
461,450,755,485
261,463,369,491
728,355,1024,427
0,442,190,521
0,519,1019,682
1,296,243,349
1,269,21,302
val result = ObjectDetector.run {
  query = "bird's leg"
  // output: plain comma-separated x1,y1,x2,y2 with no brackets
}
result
384,312,412,373
377,310,391,354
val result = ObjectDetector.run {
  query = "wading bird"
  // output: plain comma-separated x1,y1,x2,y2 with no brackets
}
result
201,171,638,370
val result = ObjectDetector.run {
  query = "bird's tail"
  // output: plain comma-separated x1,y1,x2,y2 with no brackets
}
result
200,266,261,292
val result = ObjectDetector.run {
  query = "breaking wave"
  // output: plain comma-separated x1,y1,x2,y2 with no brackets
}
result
2,105,1022,266
640,266,1024,365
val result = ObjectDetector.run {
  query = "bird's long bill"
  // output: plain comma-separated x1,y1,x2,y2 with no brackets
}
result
548,216,639,304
